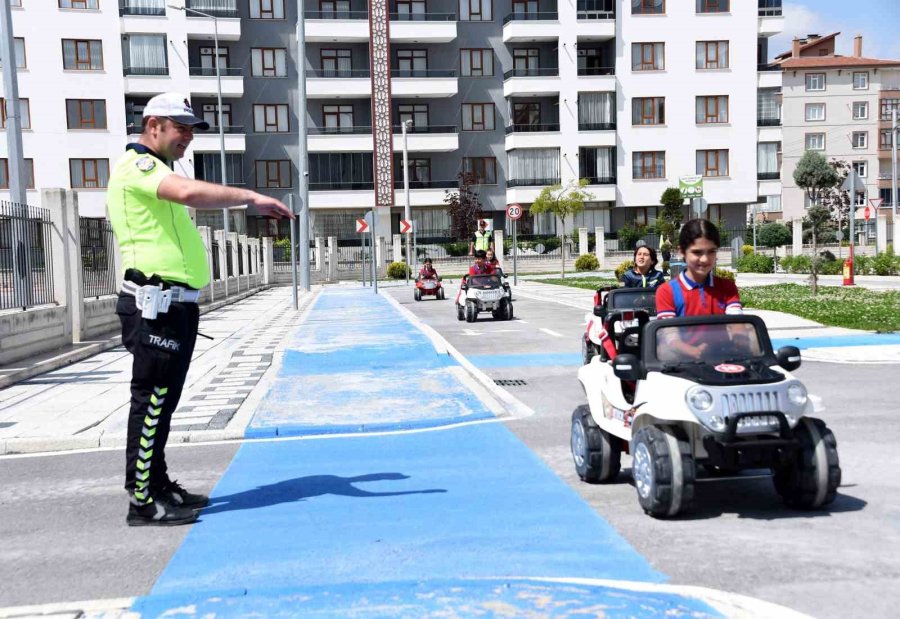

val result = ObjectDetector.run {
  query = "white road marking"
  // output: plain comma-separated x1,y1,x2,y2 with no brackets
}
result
462,329,520,336
540,328,563,338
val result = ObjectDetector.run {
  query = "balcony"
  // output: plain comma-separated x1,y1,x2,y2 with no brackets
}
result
506,182,559,204
307,69,371,98
502,12,560,43
507,177,560,188
576,66,615,92
393,179,458,206
757,172,780,181
188,67,244,97
391,70,458,98
191,125,246,152
390,12,457,43
186,0,238,18
758,0,784,37
581,177,617,201
504,123,561,150
308,126,374,152
123,66,170,95
393,125,458,151
503,68,561,98
182,3,241,41
576,0,615,41
304,11,370,42
308,183,375,210
757,68,781,89
119,2,165,16
578,122,615,131
757,117,781,127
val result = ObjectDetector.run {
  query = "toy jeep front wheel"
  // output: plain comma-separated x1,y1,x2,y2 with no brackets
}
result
773,417,841,509
571,405,621,483
631,425,695,518
456,303,465,321
581,336,597,365
465,301,478,323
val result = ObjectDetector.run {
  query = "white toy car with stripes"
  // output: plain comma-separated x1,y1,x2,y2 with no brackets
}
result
571,313,841,518
456,273,513,322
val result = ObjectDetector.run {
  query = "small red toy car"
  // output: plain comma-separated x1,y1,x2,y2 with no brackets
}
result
414,276,445,301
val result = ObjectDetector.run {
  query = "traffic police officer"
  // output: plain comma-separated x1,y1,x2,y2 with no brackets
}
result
468,218,494,256
107,92,293,526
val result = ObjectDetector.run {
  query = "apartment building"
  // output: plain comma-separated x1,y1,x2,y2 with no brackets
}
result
776,33,900,222
0,0,784,239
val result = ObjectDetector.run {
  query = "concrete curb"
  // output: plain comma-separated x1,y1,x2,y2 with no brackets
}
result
0,286,271,391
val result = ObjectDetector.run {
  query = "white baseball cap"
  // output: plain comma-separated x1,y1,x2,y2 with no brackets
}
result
143,92,210,129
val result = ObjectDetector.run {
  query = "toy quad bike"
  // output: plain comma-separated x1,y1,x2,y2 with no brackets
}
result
572,313,841,518
583,287,657,365
414,276,444,301
455,273,513,323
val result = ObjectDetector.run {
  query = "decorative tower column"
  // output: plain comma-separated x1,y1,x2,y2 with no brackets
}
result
369,0,395,233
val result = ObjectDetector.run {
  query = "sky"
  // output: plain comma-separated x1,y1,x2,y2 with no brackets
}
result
768,0,900,61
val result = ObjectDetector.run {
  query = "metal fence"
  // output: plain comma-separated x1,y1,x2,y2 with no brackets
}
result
211,240,221,280
80,217,118,298
1,201,55,311
273,241,317,272
225,240,234,277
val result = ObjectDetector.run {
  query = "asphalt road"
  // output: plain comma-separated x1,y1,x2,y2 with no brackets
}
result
388,281,900,619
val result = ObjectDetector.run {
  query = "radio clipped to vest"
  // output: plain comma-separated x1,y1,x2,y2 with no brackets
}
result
135,285,172,320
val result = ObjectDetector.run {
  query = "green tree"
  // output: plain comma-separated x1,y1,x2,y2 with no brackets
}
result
529,178,594,278
818,159,851,237
656,187,685,245
793,151,840,207
804,204,832,295
444,172,484,241
758,222,793,268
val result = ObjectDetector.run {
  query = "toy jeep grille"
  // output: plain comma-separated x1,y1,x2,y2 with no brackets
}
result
720,390,781,415
478,290,502,301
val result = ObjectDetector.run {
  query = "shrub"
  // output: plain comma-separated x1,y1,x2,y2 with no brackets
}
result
854,255,872,275
615,260,634,280
819,259,843,275
872,249,899,276
575,253,600,272
387,261,411,279
273,237,292,248
441,241,470,257
742,244,755,256
736,253,774,273
779,256,794,272
714,268,735,281
791,255,812,273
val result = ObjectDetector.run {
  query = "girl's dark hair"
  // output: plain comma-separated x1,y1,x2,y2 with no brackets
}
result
633,245,658,269
678,219,721,253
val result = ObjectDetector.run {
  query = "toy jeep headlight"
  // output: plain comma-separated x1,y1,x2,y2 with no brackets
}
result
787,383,808,406
686,387,714,412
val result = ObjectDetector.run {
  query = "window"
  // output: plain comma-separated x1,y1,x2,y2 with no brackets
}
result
69,158,109,189
250,0,285,19
696,0,728,13
881,98,900,121
632,151,665,179
696,95,728,124
579,147,616,184
396,49,427,75
256,160,292,188
578,48,611,75
632,43,664,71
460,0,492,21
0,159,35,189
462,157,497,184
852,161,867,178
757,88,781,124
201,103,232,128
0,37,26,69
757,142,780,178
852,102,868,120
853,71,869,90
123,35,167,75
632,0,664,15
62,39,103,70
66,99,106,129
852,131,867,149
805,133,825,150
460,49,493,77
59,0,99,8
395,0,426,19
253,104,290,132
880,129,896,149
251,48,287,77
462,103,495,131
805,103,825,121
805,73,825,91
322,104,354,130
697,149,728,177
578,92,616,130
512,102,540,126
200,46,229,71
513,49,540,72
398,104,428,128
196,153,244,184
0,98,30,129
309,153,373,189
321,49,351,75
508,148,558,185
696,41,728,69
396,157,432,185
632,97,665,125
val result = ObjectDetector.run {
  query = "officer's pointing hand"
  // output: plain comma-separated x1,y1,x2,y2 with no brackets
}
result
251,194,294,220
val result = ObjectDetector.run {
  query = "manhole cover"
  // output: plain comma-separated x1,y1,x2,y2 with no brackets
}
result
494,379,527,387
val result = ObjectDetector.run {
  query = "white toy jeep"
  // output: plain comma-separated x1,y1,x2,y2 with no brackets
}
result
572,312,841,518
456,273,513,322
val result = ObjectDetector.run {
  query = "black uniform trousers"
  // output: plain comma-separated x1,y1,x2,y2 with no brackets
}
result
116,293,199,504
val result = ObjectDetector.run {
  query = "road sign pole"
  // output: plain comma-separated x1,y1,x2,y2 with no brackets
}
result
513,218,518,286
288,195,298,310
848,172,856,286
371,216,378,295
361,230,367,287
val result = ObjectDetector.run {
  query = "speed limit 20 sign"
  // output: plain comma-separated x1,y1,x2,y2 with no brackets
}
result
506,203,523,220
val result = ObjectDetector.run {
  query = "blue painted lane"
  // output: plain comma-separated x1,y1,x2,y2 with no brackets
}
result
131,423,709,617
772,333,900,350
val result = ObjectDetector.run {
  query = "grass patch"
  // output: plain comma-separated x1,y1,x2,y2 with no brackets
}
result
739,284,900,332
538,279,900,332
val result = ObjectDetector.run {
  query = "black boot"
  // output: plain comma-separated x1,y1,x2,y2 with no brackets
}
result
155,479,209,509
126,498,198,526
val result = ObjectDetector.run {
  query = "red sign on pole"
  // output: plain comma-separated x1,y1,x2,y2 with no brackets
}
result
506,203,523,220
356,218,368,233
868,198,884,220
400,219,412,234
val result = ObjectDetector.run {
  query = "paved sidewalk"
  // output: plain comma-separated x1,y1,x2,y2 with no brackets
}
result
512,279,900,364
0,287,314,455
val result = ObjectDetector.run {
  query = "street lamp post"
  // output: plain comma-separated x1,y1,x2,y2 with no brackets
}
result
401,118,412,285
892,108,898,237
169,3,231,297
